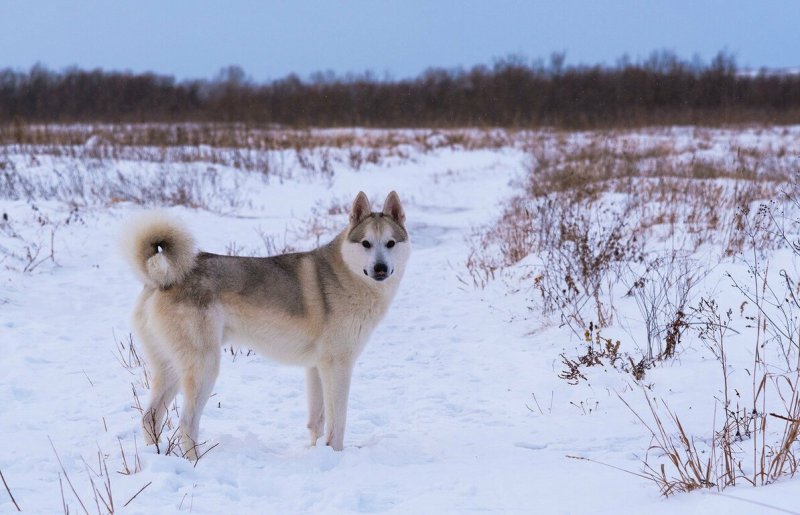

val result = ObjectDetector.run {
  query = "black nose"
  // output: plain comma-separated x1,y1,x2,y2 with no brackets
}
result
373,262,388,280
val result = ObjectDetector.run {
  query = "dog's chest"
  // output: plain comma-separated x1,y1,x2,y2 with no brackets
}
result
327,288,392,342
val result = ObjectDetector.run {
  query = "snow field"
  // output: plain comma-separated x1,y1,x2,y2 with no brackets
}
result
1,128,799,513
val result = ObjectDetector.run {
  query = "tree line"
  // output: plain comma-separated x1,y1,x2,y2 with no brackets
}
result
1,51,799,128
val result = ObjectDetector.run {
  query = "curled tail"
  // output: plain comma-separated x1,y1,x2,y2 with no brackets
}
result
122,211,197,288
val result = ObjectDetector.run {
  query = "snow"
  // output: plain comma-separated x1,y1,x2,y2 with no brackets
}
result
1,128,799,514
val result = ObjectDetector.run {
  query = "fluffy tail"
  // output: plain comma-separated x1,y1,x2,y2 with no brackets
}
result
122,211,197,288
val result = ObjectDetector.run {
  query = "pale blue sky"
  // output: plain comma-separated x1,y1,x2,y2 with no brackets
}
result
1,1,798,81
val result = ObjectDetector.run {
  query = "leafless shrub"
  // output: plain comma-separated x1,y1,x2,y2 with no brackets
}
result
286,198,349,248
0,205,82,273
1,156,247,212
223,227,298,258
559,329,620,385
559,322,653,384
470,129,790,347
624,253,699,360
728,188,800,484
348,148,365,170
619,188,800,497
727,199,800,370
464,246,498,289
548,200,643,331
113,331,150,389
224,240,248,256
256,227,296,256
463,202,532,287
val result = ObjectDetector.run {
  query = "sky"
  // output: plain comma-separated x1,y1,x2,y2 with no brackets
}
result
1,0,799,82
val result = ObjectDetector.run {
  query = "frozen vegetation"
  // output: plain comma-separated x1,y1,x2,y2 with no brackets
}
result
1,125,799,513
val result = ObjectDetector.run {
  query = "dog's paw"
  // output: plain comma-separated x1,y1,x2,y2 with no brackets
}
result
325,439,344,451
308,427,324,447
141,423,159,446
183,446,199,461
181,435,200,461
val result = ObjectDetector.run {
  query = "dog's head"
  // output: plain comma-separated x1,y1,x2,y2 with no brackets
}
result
341,191,410,284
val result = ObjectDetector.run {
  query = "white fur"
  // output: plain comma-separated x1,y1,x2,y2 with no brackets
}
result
121,211,196,288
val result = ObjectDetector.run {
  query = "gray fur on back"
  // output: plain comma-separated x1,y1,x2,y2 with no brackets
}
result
170,241,340,317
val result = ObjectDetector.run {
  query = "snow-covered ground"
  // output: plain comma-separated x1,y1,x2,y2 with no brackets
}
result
1,129,799,514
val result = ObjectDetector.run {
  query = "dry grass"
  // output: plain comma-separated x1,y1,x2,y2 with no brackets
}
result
557,322,654,384
0,155,250,212
622,372,800,497
0,122,517,149
0,124,518,214
0,469,21,512
588,180,800,498
465,127,800,497
50,436,154,514
0,206,83,273
468,129,794,340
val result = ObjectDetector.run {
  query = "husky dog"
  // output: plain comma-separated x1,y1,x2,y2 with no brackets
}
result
123,192,409,459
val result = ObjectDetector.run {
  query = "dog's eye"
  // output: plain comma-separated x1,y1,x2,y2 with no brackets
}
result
386,240,395,248
361,240,372,249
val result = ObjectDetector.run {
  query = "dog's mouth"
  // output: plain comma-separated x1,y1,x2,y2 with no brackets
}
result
364,268,393,281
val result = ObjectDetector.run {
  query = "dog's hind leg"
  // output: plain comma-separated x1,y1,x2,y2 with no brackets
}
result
135,312,179,446
305,367,325,446
178,347,220,460
318,359,355,451
141,350,179,446
177,312,222,461
135,294,180,446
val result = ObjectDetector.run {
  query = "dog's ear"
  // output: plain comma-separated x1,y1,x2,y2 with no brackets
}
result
382,191,405,226
350,191,371,225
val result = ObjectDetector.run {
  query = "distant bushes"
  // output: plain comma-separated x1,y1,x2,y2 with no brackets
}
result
1,51,799,127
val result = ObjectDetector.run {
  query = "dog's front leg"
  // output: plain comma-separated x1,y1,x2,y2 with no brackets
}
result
305,367,325,445
318,359,355,451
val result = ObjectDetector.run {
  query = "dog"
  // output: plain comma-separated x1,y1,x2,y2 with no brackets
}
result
122,191,409,459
